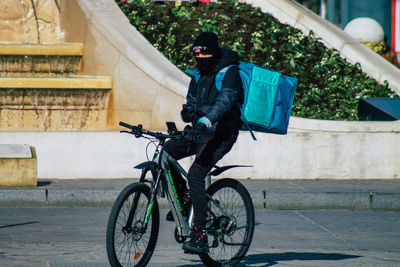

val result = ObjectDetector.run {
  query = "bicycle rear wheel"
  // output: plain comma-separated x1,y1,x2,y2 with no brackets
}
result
200,178,255,266
106,182,159,267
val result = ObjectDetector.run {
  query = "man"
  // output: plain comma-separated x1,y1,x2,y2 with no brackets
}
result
164,32,243,254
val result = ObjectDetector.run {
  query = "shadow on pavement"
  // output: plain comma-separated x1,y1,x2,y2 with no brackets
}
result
168,252,361,267
0,221,39,229
242,252,361,266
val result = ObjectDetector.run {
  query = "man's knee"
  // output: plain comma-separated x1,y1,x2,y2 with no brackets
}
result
163,140,175,155
188,162,211,181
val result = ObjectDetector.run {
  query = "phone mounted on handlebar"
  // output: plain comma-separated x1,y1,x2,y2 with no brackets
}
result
166,122,179,136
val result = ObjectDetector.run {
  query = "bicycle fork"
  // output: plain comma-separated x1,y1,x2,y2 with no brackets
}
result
124,170,162,234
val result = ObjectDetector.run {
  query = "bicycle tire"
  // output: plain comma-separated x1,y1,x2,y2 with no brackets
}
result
200,178,255,266
106,182,160,267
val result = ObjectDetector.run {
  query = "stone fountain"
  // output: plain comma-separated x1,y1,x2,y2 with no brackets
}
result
0,0,112,132
0,43,112,131
0,0,113,186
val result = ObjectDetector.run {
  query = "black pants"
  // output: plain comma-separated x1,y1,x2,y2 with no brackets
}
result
164,130,238,230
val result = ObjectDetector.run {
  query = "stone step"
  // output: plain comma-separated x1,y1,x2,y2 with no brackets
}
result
0,76,112,108
0,76,112,131
0,76,112,109
0,43,84,55
0,43,84,75
0,75,111,89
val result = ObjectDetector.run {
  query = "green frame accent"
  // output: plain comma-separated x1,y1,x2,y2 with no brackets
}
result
167,170,183,211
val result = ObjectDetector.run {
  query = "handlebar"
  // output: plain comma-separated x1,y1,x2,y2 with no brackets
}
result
119,121,182,141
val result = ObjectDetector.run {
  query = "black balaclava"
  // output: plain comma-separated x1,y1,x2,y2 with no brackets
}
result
193,32,221,74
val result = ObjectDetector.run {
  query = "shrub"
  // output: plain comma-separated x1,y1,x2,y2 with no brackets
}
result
116,0,397,120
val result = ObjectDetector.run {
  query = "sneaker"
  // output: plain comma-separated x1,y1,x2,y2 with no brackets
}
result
182,227,209,254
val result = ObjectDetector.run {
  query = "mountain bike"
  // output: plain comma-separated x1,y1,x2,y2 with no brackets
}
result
106,121,255,267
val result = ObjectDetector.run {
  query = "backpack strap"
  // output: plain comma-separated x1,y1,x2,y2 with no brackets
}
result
187,69,200,83
215,65,235,91
241,116,257,140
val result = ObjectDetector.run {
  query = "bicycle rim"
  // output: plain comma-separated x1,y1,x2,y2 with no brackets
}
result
106,183,159,267
201,178,255,266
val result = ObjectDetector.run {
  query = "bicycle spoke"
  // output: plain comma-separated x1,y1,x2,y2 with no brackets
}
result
107,182,159,267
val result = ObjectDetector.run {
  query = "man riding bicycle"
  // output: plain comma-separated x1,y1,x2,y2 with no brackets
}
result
164,32,244,254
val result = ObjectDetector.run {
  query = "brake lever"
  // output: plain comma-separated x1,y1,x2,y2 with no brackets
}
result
134,131,143,138
120,130,142,138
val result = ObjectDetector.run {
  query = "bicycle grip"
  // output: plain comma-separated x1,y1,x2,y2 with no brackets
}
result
119,121,136,130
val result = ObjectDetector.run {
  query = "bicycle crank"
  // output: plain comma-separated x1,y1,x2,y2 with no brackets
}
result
174,227,187,243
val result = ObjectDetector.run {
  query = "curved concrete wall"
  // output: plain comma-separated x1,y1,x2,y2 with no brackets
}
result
62,0,400,131
1,0,399,179
62,0,400,130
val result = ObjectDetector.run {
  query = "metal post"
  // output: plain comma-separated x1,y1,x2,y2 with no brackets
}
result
327,0,336,24
320,0,327,19
341,0,349,29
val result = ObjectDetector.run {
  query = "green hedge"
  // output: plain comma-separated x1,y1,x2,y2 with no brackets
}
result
117,0,397,120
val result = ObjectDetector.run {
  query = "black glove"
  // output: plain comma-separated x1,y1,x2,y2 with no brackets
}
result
183,125,193,133
180,104,195,123
184,122,207,141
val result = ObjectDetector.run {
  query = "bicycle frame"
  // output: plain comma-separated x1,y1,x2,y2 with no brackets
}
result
108,121,255,267
158,149,237,239
134,145,245,239
121,121,250,242
129,141,194,238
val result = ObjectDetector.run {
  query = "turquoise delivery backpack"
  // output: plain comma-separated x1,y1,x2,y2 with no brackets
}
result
188,62,297,140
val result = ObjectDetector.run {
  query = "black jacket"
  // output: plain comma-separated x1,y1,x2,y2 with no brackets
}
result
185,48,243,133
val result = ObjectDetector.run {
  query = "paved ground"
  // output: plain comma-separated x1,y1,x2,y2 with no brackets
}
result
0,208,399,266
1,178,400,210
1,178,400,266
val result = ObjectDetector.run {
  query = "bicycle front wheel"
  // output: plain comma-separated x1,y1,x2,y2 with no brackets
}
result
201,178,255,266
106,182,159,267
